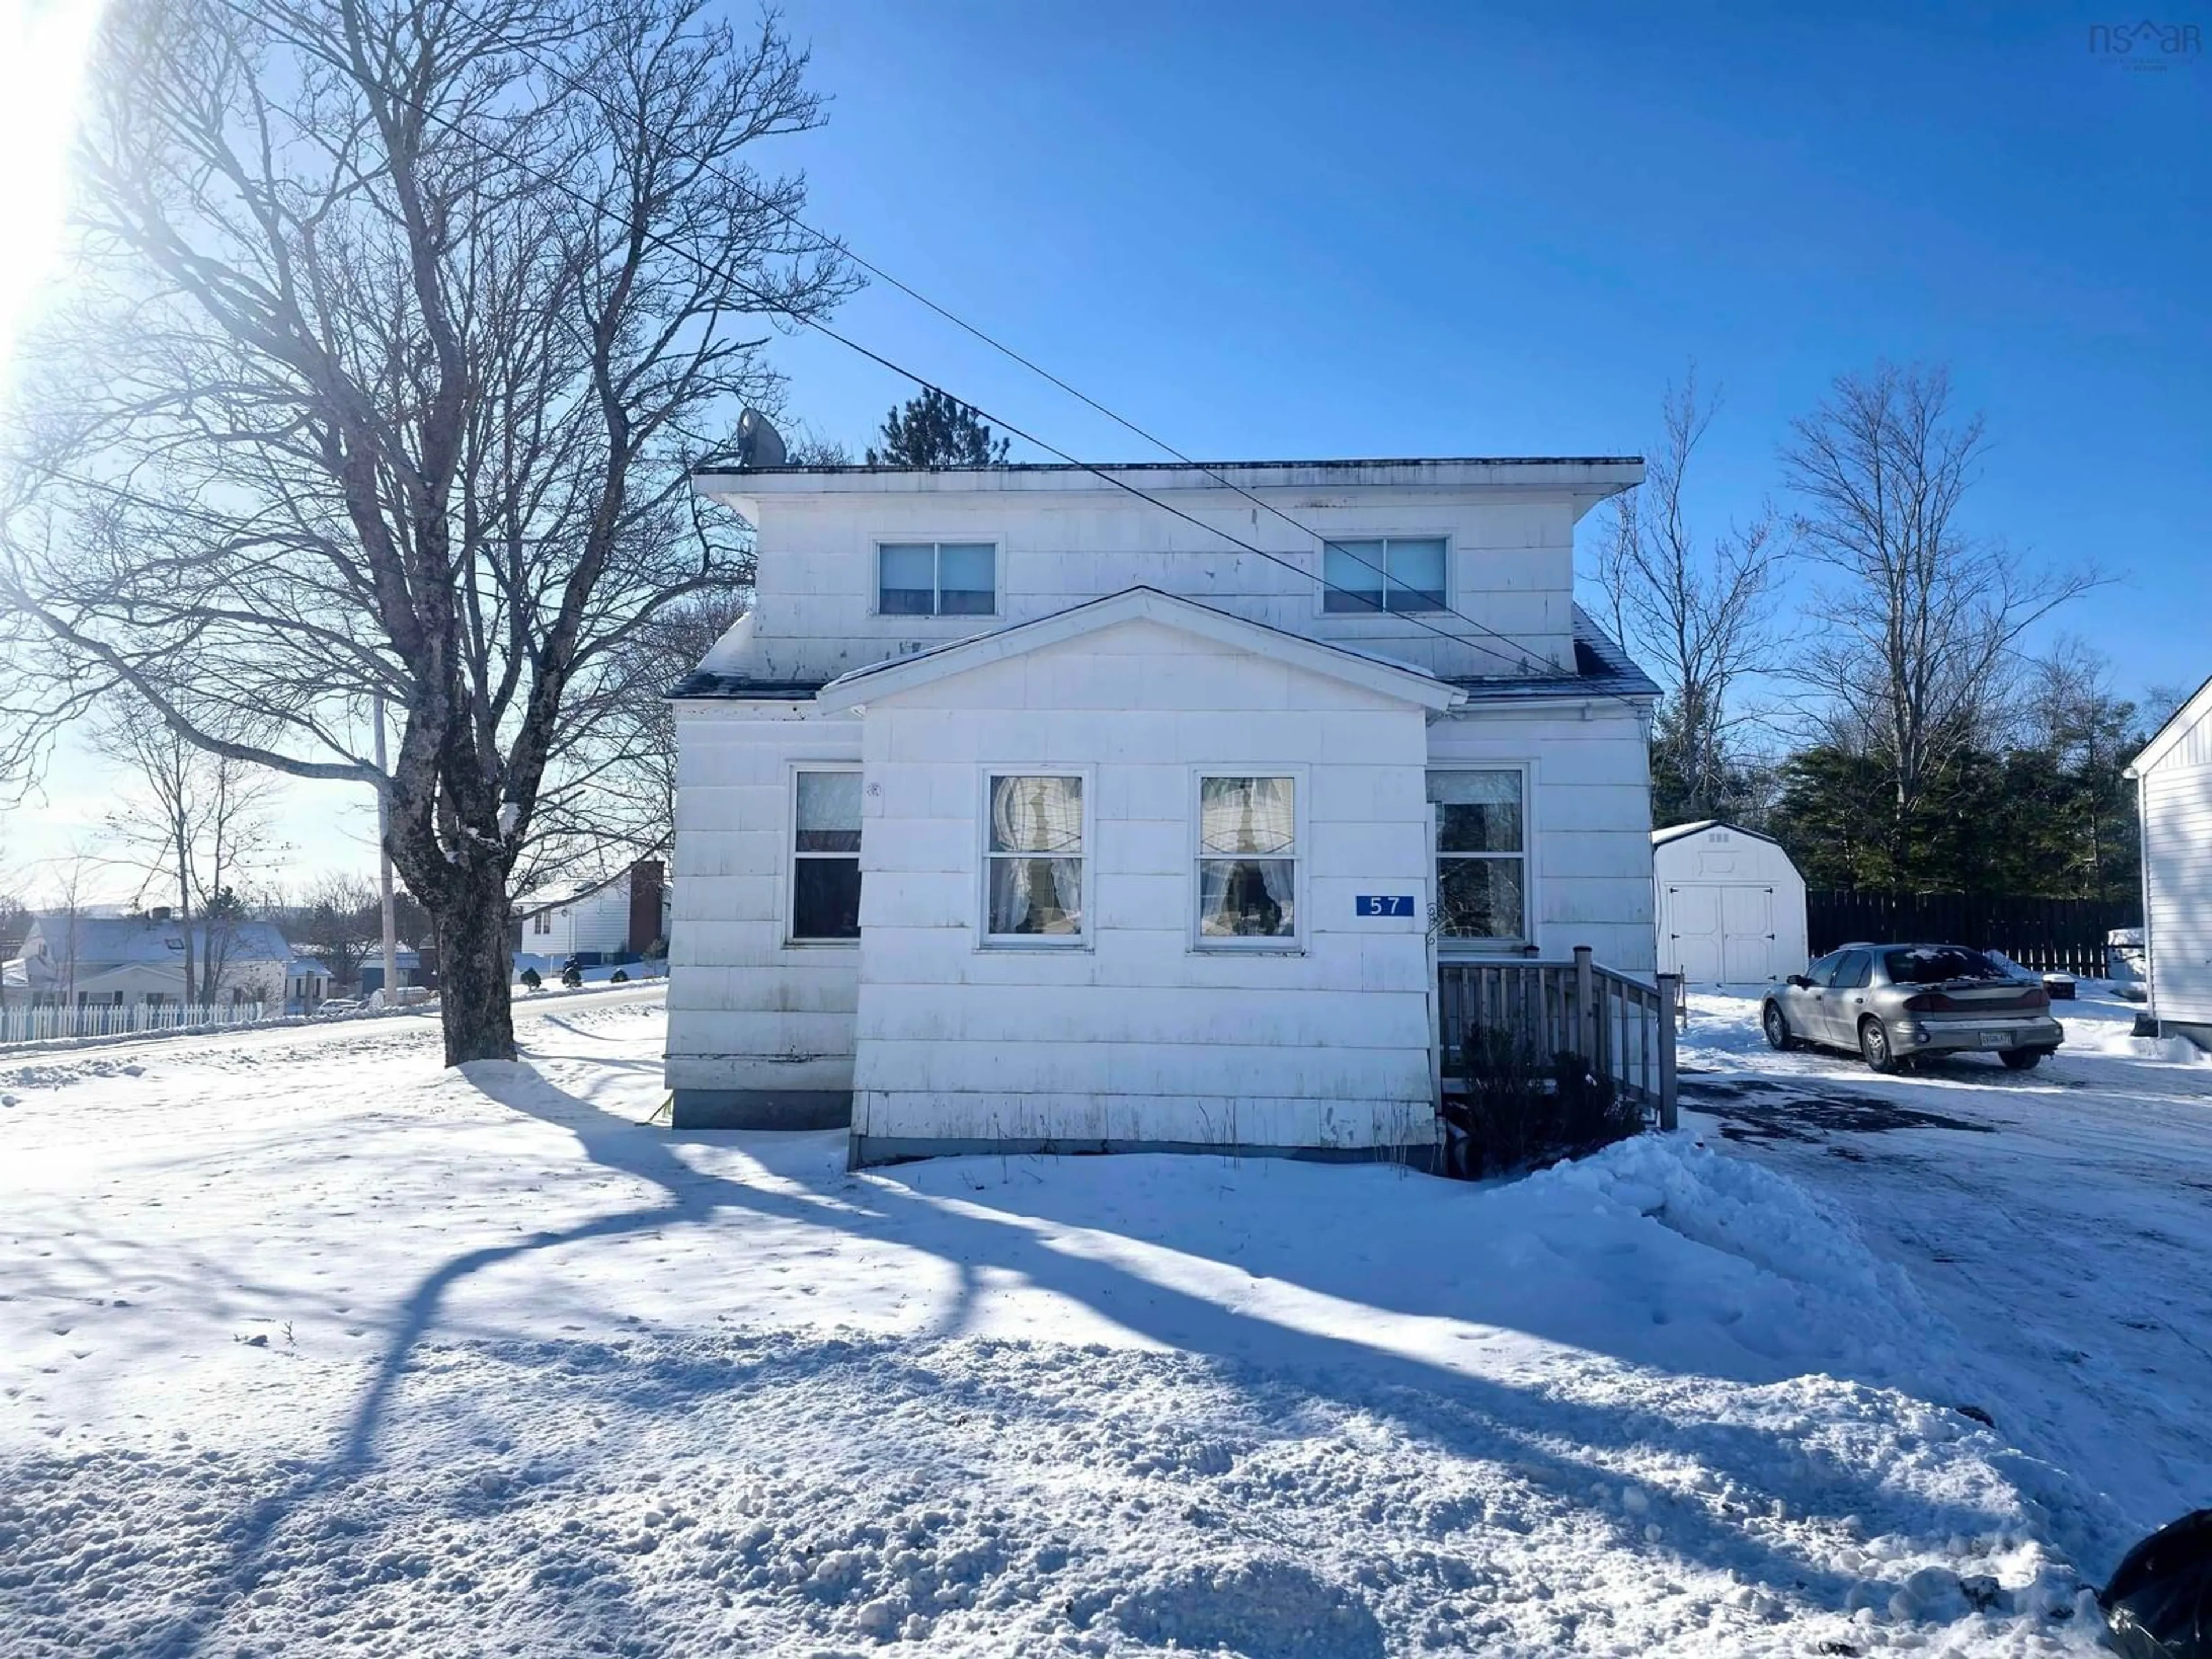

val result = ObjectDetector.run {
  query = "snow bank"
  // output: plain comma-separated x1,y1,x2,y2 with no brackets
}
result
0,1332,2110,1657
1518,1132,1940,1389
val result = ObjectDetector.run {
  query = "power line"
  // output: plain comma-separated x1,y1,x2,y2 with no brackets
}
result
183,1,1645,695
429,1,1624,683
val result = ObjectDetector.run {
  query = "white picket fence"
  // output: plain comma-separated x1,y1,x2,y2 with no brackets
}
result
0,1001,272,1046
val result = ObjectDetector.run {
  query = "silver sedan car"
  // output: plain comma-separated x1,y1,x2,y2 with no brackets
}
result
1762,942,2066,1072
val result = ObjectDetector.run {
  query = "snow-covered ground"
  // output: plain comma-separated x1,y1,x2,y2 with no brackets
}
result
0,987,2191,1655
1678,983,2212,1548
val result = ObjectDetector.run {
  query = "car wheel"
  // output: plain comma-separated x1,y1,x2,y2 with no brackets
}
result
1762,1002,1795,1051
1999,1048,2044,1071
1859,1017,1900,1074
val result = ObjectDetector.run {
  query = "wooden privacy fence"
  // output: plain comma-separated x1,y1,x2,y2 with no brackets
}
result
1438,948,1678,1130
1806,891,2139,977
0,1001,271,1046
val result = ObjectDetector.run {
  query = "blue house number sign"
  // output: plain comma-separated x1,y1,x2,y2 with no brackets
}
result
1355,895,1416,918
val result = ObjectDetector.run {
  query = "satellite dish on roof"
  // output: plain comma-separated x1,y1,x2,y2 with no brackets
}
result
735,407,787,469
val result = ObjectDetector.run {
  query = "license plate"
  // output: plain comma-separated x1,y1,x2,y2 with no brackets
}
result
1980,1030,2008,1047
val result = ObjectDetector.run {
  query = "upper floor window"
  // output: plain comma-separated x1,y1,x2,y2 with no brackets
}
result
878,541,996,617
1321,537,1447,614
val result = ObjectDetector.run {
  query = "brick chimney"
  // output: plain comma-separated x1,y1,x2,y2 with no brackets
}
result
628,860,666,955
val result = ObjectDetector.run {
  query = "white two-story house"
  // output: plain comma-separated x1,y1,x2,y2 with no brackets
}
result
665,456,1658,1166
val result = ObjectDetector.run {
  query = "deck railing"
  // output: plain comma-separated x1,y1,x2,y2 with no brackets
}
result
0,1001,271,1046
1437,946,1677,1130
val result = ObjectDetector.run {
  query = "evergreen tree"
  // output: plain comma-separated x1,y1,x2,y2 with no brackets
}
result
866,388,1012,467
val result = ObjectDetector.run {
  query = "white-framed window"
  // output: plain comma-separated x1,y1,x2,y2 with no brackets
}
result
531,910,551,937
1321,536,1448,614
877,541,997,617
1194,774,1301,947
1429,768,1529,946
981,771,1086,944
789,766,863,943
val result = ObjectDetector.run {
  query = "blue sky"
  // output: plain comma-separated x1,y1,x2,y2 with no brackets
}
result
759,1,2210,703
10,1,2205,899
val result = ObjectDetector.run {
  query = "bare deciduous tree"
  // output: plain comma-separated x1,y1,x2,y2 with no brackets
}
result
1588,370,1778,823
1781,362,2104,832
266,872,389,993
578,592,751,864
93,695,281,1003
0,0,857,1062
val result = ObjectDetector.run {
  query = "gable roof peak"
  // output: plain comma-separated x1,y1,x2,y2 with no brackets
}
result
813,586,1464,713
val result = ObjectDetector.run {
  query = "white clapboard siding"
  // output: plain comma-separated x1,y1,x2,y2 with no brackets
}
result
692,471,1618,687
1427,700,1657,974
2143,761,2212,1024
849,616,1438,1151
664,700,863,1099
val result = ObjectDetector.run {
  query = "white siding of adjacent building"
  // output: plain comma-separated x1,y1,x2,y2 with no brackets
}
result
665,700,863,1108
2139,691,2212,1028
568,888,632,955
847,616,1438,1157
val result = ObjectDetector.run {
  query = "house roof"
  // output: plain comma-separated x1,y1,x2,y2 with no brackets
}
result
671,602,1660,707
26,915,292,967
665,671,821,699
812,586,1467,714
2124,671,2212,779
1650,819,1787,851
511,869,632,916
695,456,1646,497
1440,607,1660,702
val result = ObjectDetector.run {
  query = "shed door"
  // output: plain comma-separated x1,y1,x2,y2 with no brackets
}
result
1719,884,1778,983
1668,885,1724,982
1668,882,1779,983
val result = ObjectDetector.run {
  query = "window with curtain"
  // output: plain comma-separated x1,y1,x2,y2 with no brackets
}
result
791,770,863,941
986,774,1084,939
1196,775,1297,942
1321,537,1447,613
877,541,996,616
1429,770,1526,943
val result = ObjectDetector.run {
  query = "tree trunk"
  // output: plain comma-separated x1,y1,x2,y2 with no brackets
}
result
432,867,516,1066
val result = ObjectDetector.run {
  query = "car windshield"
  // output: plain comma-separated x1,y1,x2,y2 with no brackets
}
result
1883,946,2011,984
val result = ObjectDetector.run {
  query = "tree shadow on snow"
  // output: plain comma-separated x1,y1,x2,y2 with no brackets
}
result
145,1058,2043,1656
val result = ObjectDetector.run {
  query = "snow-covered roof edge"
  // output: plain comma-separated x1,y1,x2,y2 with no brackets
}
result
1650,820,1787,852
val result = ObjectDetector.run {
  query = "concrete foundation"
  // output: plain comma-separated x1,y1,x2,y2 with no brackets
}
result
671,1089,852,1130
847,1134,1438,1172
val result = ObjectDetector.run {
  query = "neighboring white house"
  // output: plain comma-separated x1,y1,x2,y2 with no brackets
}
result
666,457,1660,1164
512,861,668,963
1650,821,1808,985
13,913,292,1008
2124,675,2212,1050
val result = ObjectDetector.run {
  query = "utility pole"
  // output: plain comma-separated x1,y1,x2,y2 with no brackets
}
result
373,693,399,1009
